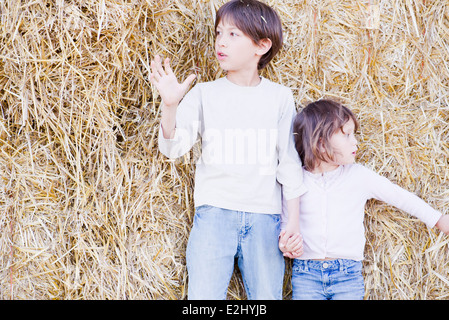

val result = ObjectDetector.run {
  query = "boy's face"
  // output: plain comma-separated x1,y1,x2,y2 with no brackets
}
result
215,19,266,74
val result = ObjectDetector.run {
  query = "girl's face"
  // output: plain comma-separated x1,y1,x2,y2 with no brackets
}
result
315,119,358,173
328,119,358,166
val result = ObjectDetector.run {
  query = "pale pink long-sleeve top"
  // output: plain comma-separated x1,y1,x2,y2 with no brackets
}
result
282,164,442,261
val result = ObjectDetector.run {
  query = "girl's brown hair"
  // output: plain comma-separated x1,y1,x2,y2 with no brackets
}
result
215,0,283,70
293,99,359,171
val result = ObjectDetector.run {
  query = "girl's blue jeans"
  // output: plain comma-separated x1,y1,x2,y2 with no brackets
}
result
291,258,365,300
186,205,285,300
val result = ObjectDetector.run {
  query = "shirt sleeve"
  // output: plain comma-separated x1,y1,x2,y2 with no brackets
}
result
363,165,442,228
158,84,202,159
276,89,307,200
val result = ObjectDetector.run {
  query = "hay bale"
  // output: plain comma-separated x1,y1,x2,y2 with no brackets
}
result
0,0,448,299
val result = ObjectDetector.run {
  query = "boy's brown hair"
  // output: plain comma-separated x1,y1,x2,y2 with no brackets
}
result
293,99,359,171
215,0,283,70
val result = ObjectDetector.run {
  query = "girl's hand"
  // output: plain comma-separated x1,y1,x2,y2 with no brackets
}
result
149,55,196,108
435,215,449,235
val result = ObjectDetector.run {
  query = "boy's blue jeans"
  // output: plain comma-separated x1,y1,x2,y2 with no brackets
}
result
186,205,285,300
291,258,365,300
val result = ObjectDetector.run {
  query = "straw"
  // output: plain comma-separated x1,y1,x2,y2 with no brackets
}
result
0,0,448,299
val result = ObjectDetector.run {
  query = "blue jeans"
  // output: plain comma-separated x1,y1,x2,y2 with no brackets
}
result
186,205,285,300
291,259,365,300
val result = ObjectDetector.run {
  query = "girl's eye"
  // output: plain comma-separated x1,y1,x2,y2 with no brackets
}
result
230,32,238,37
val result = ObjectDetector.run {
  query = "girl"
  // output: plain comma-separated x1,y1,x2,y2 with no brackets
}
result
281,99,449,300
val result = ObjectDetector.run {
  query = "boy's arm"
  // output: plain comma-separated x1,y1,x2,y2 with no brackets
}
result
150,55,196,139
279,196,303,258
282,196,300,237
160,104,177,140
275,89,307,258
276,89,307,200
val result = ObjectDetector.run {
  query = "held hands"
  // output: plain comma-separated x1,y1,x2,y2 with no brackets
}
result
279,230,304,259
149,55,196,107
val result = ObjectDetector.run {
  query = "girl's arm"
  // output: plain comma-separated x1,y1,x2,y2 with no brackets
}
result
362,165,444,232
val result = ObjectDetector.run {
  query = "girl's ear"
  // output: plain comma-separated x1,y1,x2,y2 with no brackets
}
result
256,38,272,56
318,137,326,153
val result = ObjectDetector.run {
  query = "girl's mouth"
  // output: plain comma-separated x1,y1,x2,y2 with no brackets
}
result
217,52,227,60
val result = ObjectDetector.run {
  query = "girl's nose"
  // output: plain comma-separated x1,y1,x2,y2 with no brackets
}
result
350,134,358,145
217,39,226,47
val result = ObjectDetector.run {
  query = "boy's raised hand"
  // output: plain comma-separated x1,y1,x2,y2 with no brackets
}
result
149,55,196,108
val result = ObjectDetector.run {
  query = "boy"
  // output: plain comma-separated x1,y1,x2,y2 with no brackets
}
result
151,0,305,299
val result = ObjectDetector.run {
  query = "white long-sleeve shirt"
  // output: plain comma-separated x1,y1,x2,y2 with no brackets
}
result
158,76,306,214
281,164,442,260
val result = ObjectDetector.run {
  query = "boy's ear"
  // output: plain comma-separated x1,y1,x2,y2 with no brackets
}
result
256,38,272,56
